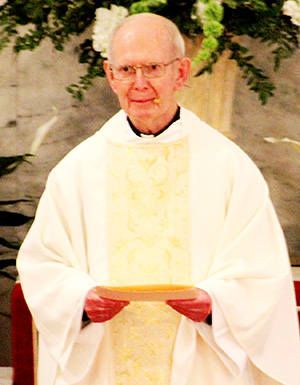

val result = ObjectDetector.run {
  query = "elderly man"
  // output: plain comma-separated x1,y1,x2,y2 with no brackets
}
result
17,13,300,385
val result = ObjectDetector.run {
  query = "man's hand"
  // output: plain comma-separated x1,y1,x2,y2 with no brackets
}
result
166,288,212,322
84,288,129,323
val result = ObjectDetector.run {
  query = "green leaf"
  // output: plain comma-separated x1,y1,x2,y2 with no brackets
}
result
205,3,224,23
0,237,20,250
130,0,167,14
0,155,31,178
203,20,224,38
0,211,33,227
202,36,219,51
0,199,31,205
228,40,275,104
0,258,17,268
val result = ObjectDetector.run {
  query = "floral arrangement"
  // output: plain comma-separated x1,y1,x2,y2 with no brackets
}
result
0,0,299,104
92,5,129,57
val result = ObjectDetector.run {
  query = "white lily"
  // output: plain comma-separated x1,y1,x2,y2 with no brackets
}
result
283,0,300,26
28,107,58,155
92,5,129,58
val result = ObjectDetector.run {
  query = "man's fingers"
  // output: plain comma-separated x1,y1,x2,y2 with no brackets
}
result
84,287,129,322
166,288,212,322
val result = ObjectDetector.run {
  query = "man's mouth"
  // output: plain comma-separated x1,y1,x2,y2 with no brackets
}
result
132,99,152,103
130,97,157,104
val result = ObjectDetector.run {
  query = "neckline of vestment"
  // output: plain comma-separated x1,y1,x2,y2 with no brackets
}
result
103,107,199,146
127,106,181,139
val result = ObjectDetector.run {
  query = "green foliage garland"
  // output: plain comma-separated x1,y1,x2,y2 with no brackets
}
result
0,0,299,104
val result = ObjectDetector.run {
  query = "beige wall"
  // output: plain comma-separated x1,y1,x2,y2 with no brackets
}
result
0,35,299,264
232,37,300,265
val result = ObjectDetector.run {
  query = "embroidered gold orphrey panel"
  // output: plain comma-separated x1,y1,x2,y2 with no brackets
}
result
107,138,192,385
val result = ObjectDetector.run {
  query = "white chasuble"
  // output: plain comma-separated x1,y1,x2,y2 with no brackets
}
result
106,137,191,385
16,108,300,385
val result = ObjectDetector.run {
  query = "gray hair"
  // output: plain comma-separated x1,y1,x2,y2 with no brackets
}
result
106,13,186,62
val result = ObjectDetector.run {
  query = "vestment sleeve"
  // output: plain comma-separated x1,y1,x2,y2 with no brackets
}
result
17,168,105,383
189,143,300,384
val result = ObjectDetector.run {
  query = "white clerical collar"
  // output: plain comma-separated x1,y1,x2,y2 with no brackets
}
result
126,107,183,143
128,107,180,138
140,133,155,138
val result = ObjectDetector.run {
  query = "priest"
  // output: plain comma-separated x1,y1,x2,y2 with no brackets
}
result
17,13,300,385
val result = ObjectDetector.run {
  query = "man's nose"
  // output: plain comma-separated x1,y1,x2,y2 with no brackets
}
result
133,68,149,88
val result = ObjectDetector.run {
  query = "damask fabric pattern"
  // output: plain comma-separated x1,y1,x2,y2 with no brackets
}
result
107,139,191,384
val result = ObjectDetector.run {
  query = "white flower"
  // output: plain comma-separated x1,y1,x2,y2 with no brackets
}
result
193,0,222,23
92,5,129,58
193,1,206,21
283,0,300,26
0,0,8,5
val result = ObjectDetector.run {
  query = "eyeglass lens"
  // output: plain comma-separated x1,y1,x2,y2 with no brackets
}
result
111,58,179,80
114,63,164,79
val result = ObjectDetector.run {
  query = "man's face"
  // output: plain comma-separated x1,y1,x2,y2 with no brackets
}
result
104,20,190,134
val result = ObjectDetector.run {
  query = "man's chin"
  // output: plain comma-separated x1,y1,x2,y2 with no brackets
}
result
127,104,157,120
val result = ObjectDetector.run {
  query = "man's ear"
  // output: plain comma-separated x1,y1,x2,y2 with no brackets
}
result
174,57,191,91
104,60,118,94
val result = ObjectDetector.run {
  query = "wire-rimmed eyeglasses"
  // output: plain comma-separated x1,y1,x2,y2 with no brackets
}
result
110,58,180,81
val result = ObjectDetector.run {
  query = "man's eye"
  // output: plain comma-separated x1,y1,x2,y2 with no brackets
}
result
148,64,159,71
120,66,131,73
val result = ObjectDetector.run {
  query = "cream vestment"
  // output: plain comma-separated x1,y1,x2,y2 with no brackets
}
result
17,108,300,385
